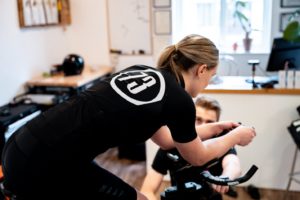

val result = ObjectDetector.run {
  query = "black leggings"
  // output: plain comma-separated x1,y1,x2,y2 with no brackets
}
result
1,128,137,200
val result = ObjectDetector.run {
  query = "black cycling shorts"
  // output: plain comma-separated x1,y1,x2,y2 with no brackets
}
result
2,129,137,200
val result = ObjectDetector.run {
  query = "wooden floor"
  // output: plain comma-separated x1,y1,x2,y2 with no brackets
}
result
94,147,300,200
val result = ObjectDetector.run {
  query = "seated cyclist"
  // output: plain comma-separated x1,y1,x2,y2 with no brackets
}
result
141,95,241,200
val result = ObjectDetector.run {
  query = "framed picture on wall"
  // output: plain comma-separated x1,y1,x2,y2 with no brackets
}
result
153,0,171,8
107,0,153,55
17,0,58,27
280,12,300,31
154,10,172,35
281,0,300,8
17,0,71,28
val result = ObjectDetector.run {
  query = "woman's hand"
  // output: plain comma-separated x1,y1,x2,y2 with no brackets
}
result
230,125,256,146
214,121,241,136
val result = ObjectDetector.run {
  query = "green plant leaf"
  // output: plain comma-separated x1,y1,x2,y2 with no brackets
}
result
235,1,247,8
235,11,249,22
283,21,300,42
233,0,251,33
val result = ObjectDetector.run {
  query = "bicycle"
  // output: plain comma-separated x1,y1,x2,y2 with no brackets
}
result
160,153,258,200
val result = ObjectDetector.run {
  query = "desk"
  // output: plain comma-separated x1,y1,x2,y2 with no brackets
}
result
26,66,114,96
146,76,300,191
27,66,113,88
203,76,300,95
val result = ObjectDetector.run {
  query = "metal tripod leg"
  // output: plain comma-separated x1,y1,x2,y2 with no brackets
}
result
283,146,298,200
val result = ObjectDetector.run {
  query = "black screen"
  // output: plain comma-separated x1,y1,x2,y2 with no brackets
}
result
266,38,300,72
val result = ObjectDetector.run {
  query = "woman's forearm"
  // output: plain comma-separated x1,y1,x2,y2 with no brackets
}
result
176,125,255,166
195,122,222,140
175,130,240,166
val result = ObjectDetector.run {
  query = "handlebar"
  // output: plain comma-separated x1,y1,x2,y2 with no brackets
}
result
161,152,258,200
200,165,258,186
167,152,258,187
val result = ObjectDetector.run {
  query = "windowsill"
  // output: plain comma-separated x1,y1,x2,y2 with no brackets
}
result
219,48,270,55
220,51,269,55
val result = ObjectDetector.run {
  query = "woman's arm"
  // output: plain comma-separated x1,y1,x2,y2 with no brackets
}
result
151,126,175,150
140,169,164,200
151,123,255,166
195,124,217,140
151,121,240,150
175,125,255,166
195,121,240,140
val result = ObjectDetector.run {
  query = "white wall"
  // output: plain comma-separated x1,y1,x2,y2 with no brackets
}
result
65,0,110,67
0,0,110,106
0,1,67,105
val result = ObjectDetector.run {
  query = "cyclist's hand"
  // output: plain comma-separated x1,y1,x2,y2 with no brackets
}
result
231,125,256,146
212,183,229,194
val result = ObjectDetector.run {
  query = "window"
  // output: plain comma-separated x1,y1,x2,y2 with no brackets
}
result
172,0,272,53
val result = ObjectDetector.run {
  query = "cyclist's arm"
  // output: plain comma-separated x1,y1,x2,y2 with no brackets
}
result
140,169,164,200
211,153,242,193
221,154,241,179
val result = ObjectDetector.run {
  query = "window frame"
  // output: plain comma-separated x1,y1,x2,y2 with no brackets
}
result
171,0,272,54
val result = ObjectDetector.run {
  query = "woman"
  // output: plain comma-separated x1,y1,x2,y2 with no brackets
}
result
1,34,256,200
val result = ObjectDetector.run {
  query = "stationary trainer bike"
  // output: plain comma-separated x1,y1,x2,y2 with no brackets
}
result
160,126,258,200
160,153,258,200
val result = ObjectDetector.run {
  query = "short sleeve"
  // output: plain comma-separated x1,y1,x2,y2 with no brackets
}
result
152,149,171,175
164,90,198,143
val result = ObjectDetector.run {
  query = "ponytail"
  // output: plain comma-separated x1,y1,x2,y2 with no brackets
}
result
157,34,219,83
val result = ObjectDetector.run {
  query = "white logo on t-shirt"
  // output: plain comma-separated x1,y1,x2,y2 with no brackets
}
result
110,69,165,105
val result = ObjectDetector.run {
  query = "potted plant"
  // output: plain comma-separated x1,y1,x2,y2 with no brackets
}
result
233,1,253,52
283,9,300,43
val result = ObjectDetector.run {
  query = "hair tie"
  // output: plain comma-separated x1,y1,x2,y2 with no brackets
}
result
174,44,178,52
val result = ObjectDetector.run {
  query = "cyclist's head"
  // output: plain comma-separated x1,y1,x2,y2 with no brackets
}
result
194,95,221,125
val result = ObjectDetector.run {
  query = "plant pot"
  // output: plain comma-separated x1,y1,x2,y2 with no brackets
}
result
243,38,252,52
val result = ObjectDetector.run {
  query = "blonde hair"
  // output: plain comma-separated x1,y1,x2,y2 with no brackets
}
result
157,34,219,82
195,95,221,121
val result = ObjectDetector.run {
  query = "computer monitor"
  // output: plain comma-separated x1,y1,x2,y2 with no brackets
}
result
266,38,300,72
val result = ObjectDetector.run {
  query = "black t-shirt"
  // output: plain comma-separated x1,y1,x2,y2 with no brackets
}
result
152,147,237,186
24,65,198,162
